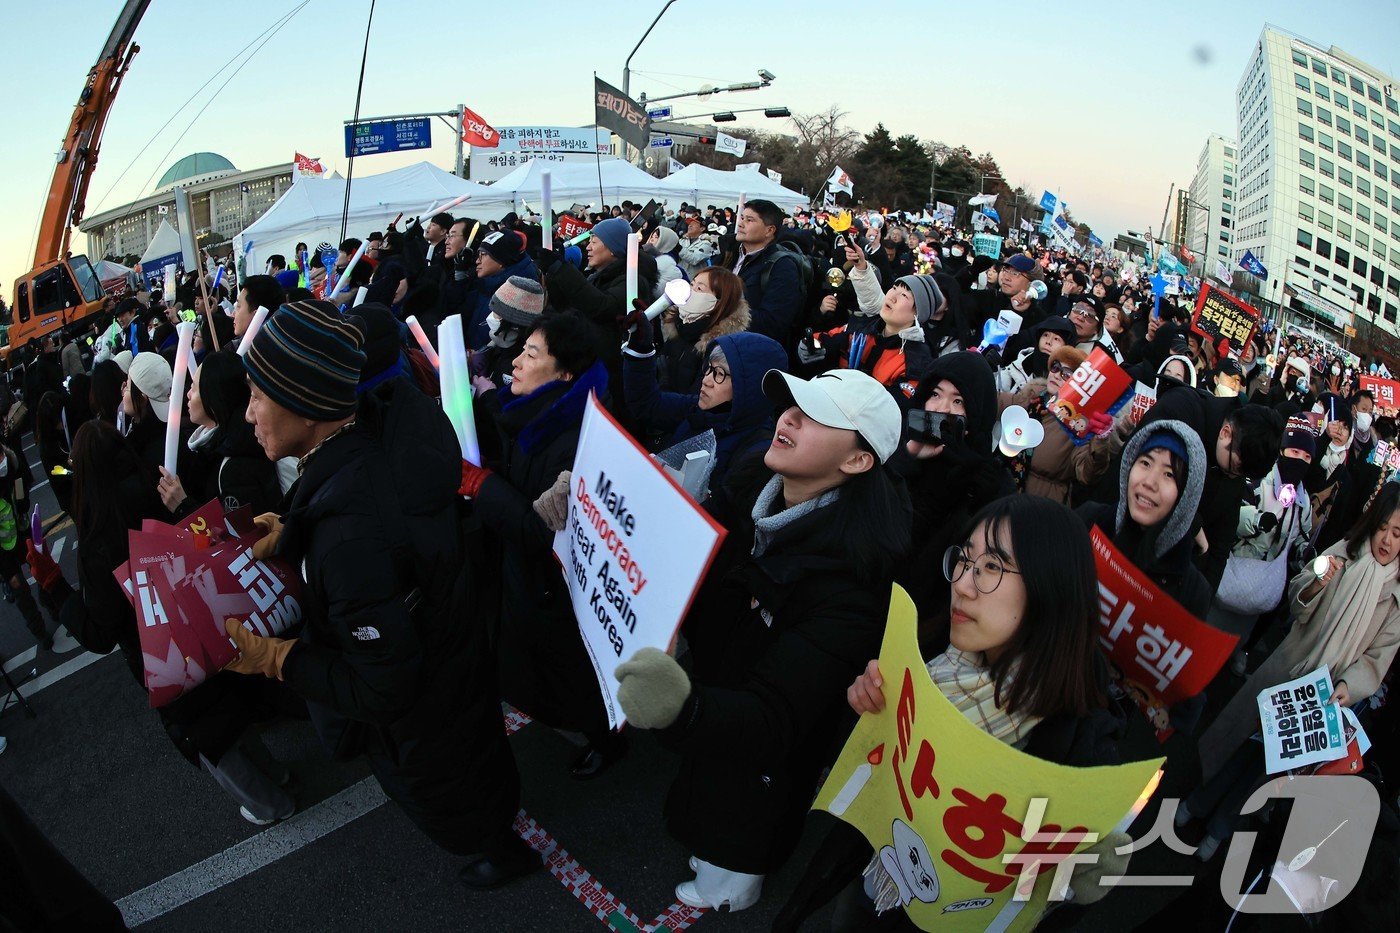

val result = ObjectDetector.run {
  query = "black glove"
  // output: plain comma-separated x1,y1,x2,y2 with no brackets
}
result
624,299,653,354
533,247,561,275
982,345,1003,368
1258,512,1279,533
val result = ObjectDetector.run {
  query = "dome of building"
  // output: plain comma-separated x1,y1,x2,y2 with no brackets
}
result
157,152,238,190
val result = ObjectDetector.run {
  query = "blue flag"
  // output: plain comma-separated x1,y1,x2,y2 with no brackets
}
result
982,206,1001,223
1239,249,1269,279
1088,232,1103,248
1039,190,1057,213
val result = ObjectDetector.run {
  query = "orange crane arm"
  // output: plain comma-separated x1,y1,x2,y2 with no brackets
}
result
34,0,149,266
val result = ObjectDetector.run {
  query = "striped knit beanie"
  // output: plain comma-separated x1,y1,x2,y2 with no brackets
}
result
243,300,366,420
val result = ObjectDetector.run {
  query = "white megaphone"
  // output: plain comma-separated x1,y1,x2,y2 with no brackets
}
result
996,309,1024,336
978,318,1010,352
996,405,1045,458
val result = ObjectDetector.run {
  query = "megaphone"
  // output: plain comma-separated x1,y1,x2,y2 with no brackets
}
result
825,266,847,289
995,309,1023,336
978,318,1010,352
1025,280,1048,302
996,405,1044,458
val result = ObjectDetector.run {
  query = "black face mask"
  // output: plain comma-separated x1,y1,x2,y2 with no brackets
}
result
1276,456,1308,489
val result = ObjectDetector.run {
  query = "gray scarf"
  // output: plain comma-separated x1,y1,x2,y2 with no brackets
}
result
750,475,839,558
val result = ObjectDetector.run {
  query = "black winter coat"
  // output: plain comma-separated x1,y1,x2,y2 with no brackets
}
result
176,421,282,518
472,361,612,734
658,469,898,874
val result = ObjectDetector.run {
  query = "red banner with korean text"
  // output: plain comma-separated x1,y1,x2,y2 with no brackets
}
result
461,107,499,148
1053,347,1133,445
1360,375,1400,412
813,586,1163,931
1191,282,1260,357
559,215,593,241
119,500,303,708
1090,526,1238,740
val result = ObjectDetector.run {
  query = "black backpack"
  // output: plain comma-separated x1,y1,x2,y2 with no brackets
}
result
757,240,820,328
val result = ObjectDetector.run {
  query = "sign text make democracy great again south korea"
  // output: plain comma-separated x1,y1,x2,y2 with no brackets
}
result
568,470,648,655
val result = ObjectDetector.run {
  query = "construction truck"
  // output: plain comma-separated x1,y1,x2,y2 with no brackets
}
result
3,1,148,358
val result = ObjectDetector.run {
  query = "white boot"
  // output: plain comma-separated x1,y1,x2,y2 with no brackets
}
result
675,858,763,911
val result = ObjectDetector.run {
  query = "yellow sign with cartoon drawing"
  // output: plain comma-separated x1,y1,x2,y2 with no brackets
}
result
813,586,1164,931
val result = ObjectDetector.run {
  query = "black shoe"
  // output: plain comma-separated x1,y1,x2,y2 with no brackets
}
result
569,733,628,780
458,841,541,890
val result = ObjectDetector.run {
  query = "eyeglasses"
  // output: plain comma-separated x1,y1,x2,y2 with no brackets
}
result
1070,306,1100,322
942,545,1022,594
703,364,730,384
1049,361,1071,376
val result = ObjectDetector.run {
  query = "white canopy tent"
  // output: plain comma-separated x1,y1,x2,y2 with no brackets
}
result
485,158,672,214
234,162,516,272
657,164,809,212
137,219,183,286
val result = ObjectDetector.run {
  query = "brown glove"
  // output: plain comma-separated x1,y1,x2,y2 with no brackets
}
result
532,470,572,532
252,512,283,561
224,618,296,679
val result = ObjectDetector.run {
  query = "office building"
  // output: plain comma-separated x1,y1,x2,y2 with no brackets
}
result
1183,134,1237,271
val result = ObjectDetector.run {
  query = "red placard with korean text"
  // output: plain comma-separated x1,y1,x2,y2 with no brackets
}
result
1053,347,1133,444
559,215,593,241
1360,375,1400,412
1090,526,1238,740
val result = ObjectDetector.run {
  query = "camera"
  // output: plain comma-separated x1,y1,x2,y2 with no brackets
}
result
906,410,966,446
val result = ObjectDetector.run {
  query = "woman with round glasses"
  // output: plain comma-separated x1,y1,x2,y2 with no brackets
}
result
829,495,1125,928
622,320,790,493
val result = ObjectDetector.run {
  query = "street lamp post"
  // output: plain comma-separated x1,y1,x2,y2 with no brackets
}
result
622,0,678,163
1179,193,1212,280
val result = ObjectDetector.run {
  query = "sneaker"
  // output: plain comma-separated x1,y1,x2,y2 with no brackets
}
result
675,879,763,912
240,806,277,826
1196,834,1221,862
1230,651,1248,677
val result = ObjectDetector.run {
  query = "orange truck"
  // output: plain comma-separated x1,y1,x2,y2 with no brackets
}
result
4,1,148,358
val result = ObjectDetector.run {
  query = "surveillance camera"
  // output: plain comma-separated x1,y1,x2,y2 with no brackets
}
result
758,69,776,82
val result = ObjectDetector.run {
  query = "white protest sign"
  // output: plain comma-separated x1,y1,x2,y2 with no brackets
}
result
1257,664,1347,774
553,393,726,729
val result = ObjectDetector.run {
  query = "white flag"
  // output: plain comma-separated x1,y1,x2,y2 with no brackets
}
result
736,161,763,172
1215,258,1233,283
668,158,685,175
1019,219,1034,232
765,168,783,185
968,192,998,208
715,131,747,157
827,165,854,195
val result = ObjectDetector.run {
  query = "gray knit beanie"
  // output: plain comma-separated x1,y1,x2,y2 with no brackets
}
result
895,274,944,324
1116,418,1206,557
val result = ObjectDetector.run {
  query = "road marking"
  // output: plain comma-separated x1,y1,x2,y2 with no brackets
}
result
2,646,37,676
31,480,49,491
115,777,389,927
23,650,105,695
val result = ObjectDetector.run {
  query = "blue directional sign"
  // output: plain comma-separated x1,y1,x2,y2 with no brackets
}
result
649,137,674,148
647,105,673,121
344,117,432,157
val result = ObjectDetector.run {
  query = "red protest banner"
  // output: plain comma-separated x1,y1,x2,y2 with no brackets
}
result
121,505,303,708
293,152,324,175
1360,375,1400,411
1090,526,1238,740
1191,282,1260,357
1053,347,1133,444
559,215,593,241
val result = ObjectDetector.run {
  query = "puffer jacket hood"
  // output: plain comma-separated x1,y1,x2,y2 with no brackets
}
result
910,351,997,451
1116,418,1206,558
701,331,790,435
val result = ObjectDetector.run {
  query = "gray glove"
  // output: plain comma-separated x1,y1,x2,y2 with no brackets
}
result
1066,831,1131,905
616,647,691,729
796,341,827,366
532,470,572,532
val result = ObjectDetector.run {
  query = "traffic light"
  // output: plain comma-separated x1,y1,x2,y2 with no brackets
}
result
696,136,715,146
712,112,737,122
764,108,791,118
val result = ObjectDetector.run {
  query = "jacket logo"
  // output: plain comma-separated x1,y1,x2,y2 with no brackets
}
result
351,626,381,641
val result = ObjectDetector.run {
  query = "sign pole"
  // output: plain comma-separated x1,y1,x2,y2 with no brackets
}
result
454,104,465,178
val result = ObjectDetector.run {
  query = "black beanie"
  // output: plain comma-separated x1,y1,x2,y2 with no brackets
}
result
910,351,998,449
243,300,366,420
348,302,402,382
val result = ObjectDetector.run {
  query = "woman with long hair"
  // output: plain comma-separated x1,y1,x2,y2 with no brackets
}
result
657,265,751,391
88,359,125,426
155,350,281,517
811,495,1124,929
613,368,912,913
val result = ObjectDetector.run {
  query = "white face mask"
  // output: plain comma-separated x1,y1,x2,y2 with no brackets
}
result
678,290,718,324
1331,364,1340,375
486,313,502,339
1356,411,1374,433
951,248,964,258
940,247,950,257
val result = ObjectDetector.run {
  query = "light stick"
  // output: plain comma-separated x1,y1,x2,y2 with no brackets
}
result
564,228,593,247
406,315,440,369
625,233,640,310
465,220,481,248
642,279,692,321
236,307,271,357
416,193,471,226
738,191,746,216
164,321,197,475
326,239,370,303
437,316,481,466
540,170,553,252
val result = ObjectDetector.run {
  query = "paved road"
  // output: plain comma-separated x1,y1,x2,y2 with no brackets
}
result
0,436,1218,931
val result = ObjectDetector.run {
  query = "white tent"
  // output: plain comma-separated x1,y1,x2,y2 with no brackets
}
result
658,164,809,212
485,158,672,214
137,219,183,286
235,162,516,272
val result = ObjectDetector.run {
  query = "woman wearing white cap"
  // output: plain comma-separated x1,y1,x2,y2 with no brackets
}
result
611,368,911,912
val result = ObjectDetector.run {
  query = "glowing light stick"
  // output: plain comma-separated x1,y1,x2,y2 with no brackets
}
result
625,233,640,310
564,228,593,247
236,307,271,357
643,279,692,322
326,239,369,303
164,322,197,475
406,316,440,369
437,316,481,466
540,171,553,252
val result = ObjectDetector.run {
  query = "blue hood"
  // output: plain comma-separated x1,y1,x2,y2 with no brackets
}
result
678,331,788,440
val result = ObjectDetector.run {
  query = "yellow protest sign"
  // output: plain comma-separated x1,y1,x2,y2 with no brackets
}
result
813,586,1164,931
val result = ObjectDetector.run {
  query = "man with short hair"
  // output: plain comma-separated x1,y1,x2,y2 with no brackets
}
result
232,274,285,344
732,198,805,343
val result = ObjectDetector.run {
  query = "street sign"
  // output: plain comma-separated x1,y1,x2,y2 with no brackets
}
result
646,105,672,120
344,117,432,158
649,137,673,148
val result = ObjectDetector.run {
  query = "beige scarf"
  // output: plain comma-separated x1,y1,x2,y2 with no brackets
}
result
865,648,1041,913
1293,543,1396,680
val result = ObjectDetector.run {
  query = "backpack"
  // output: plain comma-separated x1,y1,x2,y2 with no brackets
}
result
757,240,815,308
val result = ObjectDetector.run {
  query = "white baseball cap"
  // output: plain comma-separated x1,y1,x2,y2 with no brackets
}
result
762,369,901,463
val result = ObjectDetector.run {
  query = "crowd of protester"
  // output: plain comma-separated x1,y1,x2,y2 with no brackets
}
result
2,194,1399,930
